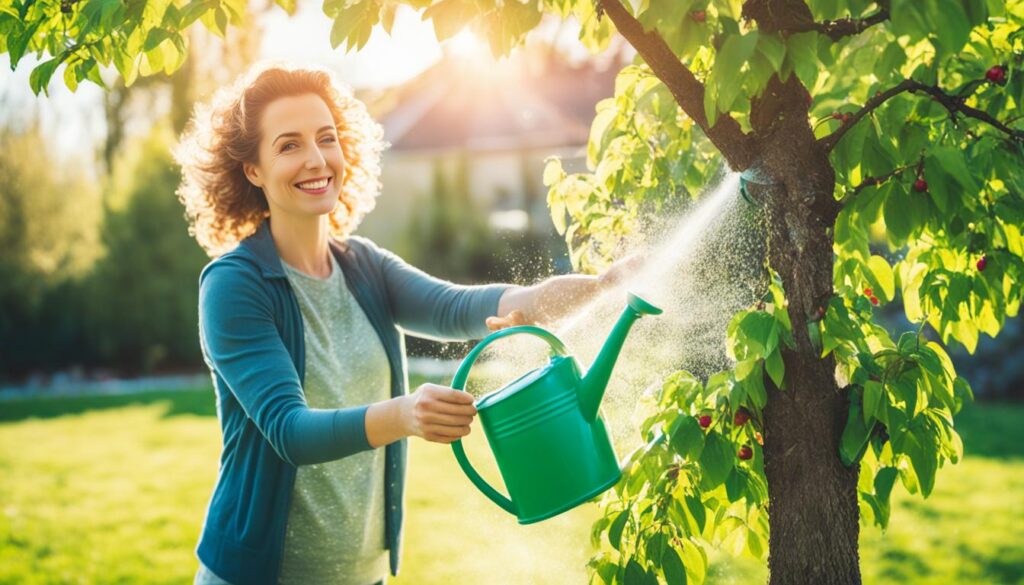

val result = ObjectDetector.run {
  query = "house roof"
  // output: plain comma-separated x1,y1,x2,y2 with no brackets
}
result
369,45,624,153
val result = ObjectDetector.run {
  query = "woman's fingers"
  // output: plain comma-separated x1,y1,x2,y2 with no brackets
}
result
409,384,479,443
424,426,472,443
486,310,531,331
422,412,475,426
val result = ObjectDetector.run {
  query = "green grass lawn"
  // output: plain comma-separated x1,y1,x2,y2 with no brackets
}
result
0,387,1021,584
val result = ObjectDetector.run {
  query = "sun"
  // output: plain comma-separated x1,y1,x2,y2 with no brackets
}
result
445,29,491,61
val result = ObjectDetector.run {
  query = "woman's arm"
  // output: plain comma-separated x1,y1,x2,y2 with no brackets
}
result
201,260,374,465
488,254,644,329
367,238,512,341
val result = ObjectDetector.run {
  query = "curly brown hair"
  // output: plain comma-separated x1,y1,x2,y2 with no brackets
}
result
173,61,387,257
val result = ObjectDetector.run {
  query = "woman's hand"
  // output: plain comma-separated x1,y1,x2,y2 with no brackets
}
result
401,383,477,443
485,309,531,332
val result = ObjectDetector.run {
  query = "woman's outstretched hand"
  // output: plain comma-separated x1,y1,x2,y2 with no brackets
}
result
401,383,477,444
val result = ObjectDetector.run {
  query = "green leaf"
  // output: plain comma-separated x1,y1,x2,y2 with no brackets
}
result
422,0,475,41
624,558,642,584
932,145,980,194
875,466,899,500
743,362,768,409
700,432,735,488
7,20,40,69
765,349,785,389
865,255,895,301
703,78,719,126
29,57,61,96
863,380,884,423
671,415,706,461
712,32,759,114
608,510,628,551
143,28,171,51
738,311,776,356
840,390,872,466
662,546,687,585
330,0,379,51
684,493,706,533
929,0,971,59
891,0,930,42
735,357,758,381
756,33,786,72
883,187,915,242
274,0,298,14
784,31,821,88
725,467,748,501
903,428,938,497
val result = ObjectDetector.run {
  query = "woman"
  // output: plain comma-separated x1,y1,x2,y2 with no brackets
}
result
174,61,633,585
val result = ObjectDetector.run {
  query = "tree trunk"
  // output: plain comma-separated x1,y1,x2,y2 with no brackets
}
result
748,77,862,584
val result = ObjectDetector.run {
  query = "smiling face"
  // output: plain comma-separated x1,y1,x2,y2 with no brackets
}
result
242,93,346,221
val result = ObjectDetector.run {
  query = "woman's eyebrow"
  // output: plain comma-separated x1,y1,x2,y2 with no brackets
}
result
272,125,336,146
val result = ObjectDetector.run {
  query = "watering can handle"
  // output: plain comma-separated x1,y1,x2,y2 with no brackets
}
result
449,325,571,516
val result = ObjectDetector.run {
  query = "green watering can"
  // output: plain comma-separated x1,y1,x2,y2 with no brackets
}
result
450,292,662,524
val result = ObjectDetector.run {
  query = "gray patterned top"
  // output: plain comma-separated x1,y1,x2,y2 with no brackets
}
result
278,252,391,585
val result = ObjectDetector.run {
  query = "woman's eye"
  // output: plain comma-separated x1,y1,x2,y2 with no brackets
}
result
282,143,296,151
320,136,337,144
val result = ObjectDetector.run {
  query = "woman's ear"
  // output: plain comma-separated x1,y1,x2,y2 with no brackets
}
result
242,161,263,188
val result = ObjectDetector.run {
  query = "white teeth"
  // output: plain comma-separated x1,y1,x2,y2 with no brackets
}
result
297,178,329,189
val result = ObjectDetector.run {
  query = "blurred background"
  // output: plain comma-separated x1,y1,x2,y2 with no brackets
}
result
0,0,1021,583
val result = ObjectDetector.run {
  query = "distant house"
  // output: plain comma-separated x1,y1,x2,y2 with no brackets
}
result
355,45,624,250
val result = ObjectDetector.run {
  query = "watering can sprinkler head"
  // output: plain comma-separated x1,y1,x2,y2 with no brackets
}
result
738,165,778,207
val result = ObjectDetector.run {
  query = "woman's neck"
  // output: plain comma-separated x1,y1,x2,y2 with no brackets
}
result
268,212,332,278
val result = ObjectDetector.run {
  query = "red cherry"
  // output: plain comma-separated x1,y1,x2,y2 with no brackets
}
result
842,113,852,123
913,178,928,192
870,296,879,306
698,415,712,429
863,287,873,297
733,408,751,426
690,10,706,22
986,65,1006,84
738,445,753,460
977,256,988,271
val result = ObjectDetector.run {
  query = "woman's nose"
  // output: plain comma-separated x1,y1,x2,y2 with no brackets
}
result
304,143,327,169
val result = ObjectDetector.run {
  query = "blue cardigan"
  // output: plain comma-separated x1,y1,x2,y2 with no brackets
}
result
196,221,510,585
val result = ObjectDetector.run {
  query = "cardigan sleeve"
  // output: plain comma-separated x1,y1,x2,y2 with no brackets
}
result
199,258,374,466
359,239,514,341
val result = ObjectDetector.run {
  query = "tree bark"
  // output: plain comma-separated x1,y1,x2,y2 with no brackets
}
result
747,75,862,584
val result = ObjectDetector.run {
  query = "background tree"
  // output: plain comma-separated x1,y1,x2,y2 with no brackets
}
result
4,0,1022,583
0,123,103,376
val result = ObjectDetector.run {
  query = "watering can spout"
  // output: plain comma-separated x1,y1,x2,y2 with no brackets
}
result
578,292,663,423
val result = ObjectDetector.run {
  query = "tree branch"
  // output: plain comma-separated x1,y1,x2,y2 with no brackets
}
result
781,1,890,41
846,156,923,200
820,78,1024,152
596,0,757,170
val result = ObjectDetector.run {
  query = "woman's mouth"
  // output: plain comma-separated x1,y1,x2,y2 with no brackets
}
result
295,176,332,195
